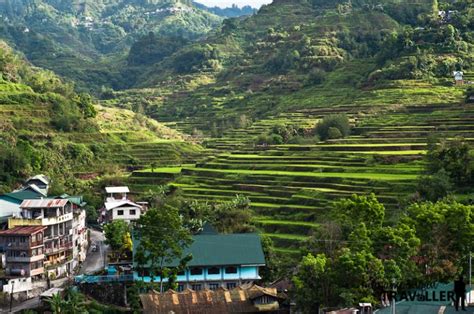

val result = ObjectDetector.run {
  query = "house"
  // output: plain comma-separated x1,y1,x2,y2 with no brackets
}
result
140,284,284,313
0,190,43,221
0,226,47,278
453,71,464,85
23,175,50,196
9,199,75,278
133,230,266,291
101,186,143,223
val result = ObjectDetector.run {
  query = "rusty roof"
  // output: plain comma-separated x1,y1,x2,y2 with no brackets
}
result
0,226,46,236
20,199,69,209
140,285,280,314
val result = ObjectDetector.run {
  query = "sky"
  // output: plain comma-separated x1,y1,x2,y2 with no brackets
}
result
194,0,273,8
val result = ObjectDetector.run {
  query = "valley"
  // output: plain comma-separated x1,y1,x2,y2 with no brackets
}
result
0,0,474,312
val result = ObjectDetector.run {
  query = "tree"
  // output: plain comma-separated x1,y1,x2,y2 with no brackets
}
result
136,207,192,292
417,169,453,201
212,195,254,233
332,193,385,235
103,220,131,259
404,200,474,283
426,138,471,185
315,114,351,141
47,293,66,314
292,253,328,313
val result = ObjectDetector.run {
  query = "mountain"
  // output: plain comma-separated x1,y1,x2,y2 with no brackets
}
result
115,0,467,130
96,0,474,256
0,41,200,192
0,0,222,90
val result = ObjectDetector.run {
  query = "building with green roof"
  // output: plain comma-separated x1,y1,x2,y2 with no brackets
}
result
133,230,266,292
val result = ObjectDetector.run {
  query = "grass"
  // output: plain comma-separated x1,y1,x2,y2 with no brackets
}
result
184,167,419,180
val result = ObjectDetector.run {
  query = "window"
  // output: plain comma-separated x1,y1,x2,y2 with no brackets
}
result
225,266,238,274
208,267,220,275
190,268,203,275
130,209,136,216
177,270,185,276
209,283,220,290
177,284,184,292
117,210,124,216
191,284,202,291
226,282,237,289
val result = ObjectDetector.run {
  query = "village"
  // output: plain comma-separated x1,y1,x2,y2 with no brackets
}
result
0,175,299,313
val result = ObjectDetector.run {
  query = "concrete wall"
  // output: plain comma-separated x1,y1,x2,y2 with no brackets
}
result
3,277,32,294
112,206,141,221
0,199,20,218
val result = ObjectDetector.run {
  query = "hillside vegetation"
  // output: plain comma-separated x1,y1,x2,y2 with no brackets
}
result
0,41,201,192
0,0,222,90
100,0,474,255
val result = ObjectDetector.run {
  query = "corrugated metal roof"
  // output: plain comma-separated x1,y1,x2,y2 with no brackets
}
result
105,186,130,194
0,226,46,235
20,199,68,208
134,233,266,267
140,285,279,313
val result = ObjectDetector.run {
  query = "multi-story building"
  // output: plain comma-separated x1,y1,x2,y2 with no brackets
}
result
9,199,74,278
133,231,266,291
101,186,143,223
0,226,47,278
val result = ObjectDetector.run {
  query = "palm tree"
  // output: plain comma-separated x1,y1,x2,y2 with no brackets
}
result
46,293,64,314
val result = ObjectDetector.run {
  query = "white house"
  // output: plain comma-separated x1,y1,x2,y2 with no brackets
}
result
102,187,143,223
453,71,464,85
104,200,142,223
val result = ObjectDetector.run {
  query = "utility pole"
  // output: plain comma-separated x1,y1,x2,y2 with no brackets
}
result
9,280,14,312
469,251,472,304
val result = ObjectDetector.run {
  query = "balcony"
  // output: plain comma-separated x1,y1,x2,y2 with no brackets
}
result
42,213,73,226
8,218,42,229
30,267,44,276
6,254,44,263
44,242,73,255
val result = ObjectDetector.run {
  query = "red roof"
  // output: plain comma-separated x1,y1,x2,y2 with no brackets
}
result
0,226,46,236
20,199,68,208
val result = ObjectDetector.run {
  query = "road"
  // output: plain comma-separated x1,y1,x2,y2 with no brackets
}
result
2,277,70,313
78,228,108,275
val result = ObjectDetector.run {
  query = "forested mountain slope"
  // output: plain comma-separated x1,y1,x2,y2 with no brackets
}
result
104,0,470,129
0,41,200,192
102,0,474,255
0,0,222,90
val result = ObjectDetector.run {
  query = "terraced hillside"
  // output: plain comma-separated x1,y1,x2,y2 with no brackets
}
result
129,82,472,255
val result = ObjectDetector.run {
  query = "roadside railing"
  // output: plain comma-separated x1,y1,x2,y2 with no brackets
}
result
74,274,133,284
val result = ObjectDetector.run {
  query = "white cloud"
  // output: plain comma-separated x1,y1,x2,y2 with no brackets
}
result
194,0,273,9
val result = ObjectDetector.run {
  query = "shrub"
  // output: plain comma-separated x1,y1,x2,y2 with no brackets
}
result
417,169,453,201
327,127,343,139
315,114,351,140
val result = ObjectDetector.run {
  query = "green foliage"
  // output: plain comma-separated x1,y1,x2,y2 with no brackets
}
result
332,194,385,233
315,114,351,141
466,86,474,103
212,195,254,234
404,200,474,283
172,44,221,74
417,169,453,201
426,138,472,185
136,206,192,291
104,220,131,253
292,253,327,313
128,32,188,66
